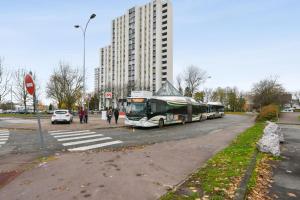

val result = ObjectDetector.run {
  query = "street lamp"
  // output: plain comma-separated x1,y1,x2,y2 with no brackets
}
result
74,13,96,107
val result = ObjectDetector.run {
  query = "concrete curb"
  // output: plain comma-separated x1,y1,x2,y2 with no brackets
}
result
234,150,259,200
276,122,300,126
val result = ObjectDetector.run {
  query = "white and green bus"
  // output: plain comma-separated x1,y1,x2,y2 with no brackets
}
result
125,96,207,128
206,102,225,119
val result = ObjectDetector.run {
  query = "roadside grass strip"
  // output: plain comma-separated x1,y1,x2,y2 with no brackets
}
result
0,129,10,148
160,123,265,200
49,130,123,151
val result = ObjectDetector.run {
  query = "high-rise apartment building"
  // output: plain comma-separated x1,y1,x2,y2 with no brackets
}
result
95,0,173,109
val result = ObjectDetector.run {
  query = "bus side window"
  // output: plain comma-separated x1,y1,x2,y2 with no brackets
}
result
150,102,156,114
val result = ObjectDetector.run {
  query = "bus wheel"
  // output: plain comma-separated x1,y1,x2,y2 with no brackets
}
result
159,119,164,128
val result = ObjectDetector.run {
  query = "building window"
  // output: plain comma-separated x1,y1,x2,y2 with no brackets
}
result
162,32,167,36
162,72,167,75
162,26,167,30
162,9,167,14
162,78,167,81
162,49,167,53
162,20,167,25
162,43,167,47
162,38,167,42
162,15,167,19
162,60,167,64
162,55,167,58
162,3,168,8
162,66,167,70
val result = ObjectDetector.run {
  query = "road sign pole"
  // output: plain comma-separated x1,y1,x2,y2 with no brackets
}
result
35,97,44,149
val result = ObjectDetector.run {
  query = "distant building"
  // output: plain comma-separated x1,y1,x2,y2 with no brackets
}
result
95,0,173,109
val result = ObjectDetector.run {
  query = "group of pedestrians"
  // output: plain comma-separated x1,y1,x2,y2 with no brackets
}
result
106,107,119,124
79,107,88,124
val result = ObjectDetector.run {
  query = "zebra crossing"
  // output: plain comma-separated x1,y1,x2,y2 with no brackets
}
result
0,129,10,148
49,130,123,152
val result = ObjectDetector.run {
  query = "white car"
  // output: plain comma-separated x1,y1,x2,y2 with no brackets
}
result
51,110,73,124
281,108,294,113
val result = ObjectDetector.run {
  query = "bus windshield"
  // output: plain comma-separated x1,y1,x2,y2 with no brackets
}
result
126,102,147,116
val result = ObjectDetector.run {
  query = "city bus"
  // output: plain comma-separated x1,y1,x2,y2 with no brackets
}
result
206,102,225,119
125,96,208,127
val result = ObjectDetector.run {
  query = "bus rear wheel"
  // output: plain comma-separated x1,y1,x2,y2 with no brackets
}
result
159,119,164,128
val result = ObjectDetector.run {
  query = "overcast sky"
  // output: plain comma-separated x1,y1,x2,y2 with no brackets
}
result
1,0,299,104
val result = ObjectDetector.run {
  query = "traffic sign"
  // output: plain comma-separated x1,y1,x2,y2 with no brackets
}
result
24,74,35,95
105,92,112,99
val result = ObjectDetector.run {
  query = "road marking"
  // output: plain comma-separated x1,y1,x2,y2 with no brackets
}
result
57,134,104,142
48,130,72,133
50,130,91,136
0,131,9,134
68,140,123,152
0,141,6,145
0,136,9,139
62,137,112,146
53,132,97,138
0,133,9,136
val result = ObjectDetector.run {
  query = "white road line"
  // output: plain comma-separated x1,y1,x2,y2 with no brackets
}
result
48,130,72,133
0,133,9,136
57,134,104,142
0,131,9,133
68,140,123,151
0,136,9,139
0,141,6,145
50,130,91,136
0,138,8,141
54,132,97,138
62,137,112,146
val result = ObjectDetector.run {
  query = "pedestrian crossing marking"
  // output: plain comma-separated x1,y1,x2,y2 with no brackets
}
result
53,132,97,138
51,130,91,135
62,137,112,146
49,130,123,151
57,134,104,142
0,129,9,148
68,140,123,152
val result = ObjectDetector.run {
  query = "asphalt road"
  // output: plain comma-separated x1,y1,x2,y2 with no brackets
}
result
0,114,252,155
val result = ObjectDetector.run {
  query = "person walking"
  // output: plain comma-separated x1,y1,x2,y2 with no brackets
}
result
107,108,112,124
114,108,119,124
79,107,84,124
84,108,88,123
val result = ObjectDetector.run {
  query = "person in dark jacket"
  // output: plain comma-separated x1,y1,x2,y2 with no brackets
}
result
114,108,119,124
79,107,84,124
107,108,112,124
84,108,88,123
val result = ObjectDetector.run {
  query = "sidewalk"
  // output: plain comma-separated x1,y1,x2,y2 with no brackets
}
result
269,124,300,199
0,115,126,131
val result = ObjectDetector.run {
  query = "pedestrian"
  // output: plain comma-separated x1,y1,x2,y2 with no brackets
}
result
79,107,84,124
114,108,119,124
107,108,112,124
84,108,88,123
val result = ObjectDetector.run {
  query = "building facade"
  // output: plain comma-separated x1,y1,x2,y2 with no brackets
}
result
95,0,173,109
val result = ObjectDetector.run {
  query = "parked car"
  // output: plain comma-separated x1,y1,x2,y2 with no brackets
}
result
51,110,73,124
281,108,294,113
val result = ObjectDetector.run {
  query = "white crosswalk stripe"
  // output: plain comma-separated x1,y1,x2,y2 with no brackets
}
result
0,129,10,148
49,130,123,152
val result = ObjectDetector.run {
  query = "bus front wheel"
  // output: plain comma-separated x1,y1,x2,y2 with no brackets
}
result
159,119,164,128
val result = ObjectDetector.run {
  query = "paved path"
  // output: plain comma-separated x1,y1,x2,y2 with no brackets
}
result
269,114,300,199
0,115,254,200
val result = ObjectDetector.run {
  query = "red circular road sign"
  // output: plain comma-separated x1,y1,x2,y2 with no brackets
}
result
24,74,35,95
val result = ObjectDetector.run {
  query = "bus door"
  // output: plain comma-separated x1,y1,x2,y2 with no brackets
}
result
187,104,192,122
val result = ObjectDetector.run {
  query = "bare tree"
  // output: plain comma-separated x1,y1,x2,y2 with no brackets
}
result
14,68,30,111
176,74,183,95
203,88,214,103
46,63,83,110
0,58,10,103
252,77,289,108
183,65,207,95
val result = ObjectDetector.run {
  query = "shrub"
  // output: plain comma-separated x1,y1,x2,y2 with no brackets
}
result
256,104,279,122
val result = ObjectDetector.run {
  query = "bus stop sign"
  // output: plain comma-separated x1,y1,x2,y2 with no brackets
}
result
25,74,35,95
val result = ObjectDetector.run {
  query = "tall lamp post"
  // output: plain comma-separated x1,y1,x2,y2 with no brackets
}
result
74,13,96,108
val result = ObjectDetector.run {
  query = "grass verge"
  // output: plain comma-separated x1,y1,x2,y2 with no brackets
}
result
0,113,50,118
160,123,265,200
298,115,300,121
